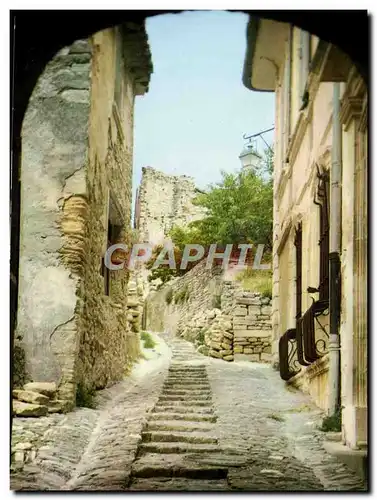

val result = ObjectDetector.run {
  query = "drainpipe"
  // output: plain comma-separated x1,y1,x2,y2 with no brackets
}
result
283,26,292,162
328,82,342,416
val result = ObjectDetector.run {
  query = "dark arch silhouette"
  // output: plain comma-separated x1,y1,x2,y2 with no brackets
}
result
10,9,369,366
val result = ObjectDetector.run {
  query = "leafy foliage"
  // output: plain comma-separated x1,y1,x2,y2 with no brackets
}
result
141,331,156,349
321,408,342,432
189,150,273,248
76,383,96,409
174,286,190,304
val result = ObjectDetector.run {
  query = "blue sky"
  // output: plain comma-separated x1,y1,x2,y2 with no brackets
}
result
133,10,275,192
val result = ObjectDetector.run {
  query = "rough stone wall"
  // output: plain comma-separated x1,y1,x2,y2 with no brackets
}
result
18,39,93,401
17,23,152,404
145,260,222,336
126,273,144,337
226,286,273,362
75,26,149,395
137,167,206,245
145,263,272,363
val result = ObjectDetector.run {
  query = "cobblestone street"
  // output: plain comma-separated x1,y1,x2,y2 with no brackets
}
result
11,333,366,492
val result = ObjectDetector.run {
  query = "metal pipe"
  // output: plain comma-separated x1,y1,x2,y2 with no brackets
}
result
328,82,342,416
283,25,292,163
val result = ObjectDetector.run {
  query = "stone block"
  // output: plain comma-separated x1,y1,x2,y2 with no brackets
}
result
247,305,261,315
209,349,222,359
261,305,272,315
221,342,232,350
13,442,33,452
23,382,56,398
233,308,247,316
236,298,260,305
127,297,140,308
12,389,49,405
223,331,234,340
234,346,243,353
243,348,255,354
223,355,234,362
12,400,48,417
233,325,248,331
235,329,268,338
47,399,72,414
233,316,260,326
220,349,233,357
262,345,272,354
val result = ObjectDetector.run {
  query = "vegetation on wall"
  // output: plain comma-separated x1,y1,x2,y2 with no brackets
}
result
235,267,272,299
320,408,342,432
76,382,96,409
141,331,156,349
174,286,190,304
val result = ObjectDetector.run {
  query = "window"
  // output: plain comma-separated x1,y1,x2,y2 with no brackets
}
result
101,195,123,297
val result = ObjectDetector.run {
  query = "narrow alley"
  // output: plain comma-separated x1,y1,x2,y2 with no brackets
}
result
10,10,368,493
11,333,366,492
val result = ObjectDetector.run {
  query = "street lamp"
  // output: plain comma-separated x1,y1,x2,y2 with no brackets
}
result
239,140,262,171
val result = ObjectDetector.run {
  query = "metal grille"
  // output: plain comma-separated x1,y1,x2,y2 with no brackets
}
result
294,222,310,366
294,223,303,320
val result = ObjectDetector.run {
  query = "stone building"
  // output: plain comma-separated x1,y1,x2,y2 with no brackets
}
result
242,18,367,454
135,166,206,246
16,23,152,406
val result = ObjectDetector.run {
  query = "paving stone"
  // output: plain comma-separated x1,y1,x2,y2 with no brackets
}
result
11,334,367,492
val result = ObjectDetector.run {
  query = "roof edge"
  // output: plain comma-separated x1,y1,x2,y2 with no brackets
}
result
242,16,275,93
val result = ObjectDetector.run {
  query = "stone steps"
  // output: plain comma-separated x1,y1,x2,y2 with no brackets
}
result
146,421,214,432
158,395,212,402
129,477,230,490
139,442,221,455
155,399,212,407
141,431,218,444
153,405,214,414
148,412,217,423
161,389,211,396
131,454,228,479
163,384,211,390
128,345,224,491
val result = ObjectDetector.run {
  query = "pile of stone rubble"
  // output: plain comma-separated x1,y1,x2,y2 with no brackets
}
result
12,382,71,418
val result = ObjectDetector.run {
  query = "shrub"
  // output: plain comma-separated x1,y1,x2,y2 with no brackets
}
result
321,408,341,432
141,331,156,349
175,286,190,304
197,328,207,345
76,383,96,409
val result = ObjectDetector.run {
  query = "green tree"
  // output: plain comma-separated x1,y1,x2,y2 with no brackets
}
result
188,147,273,248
